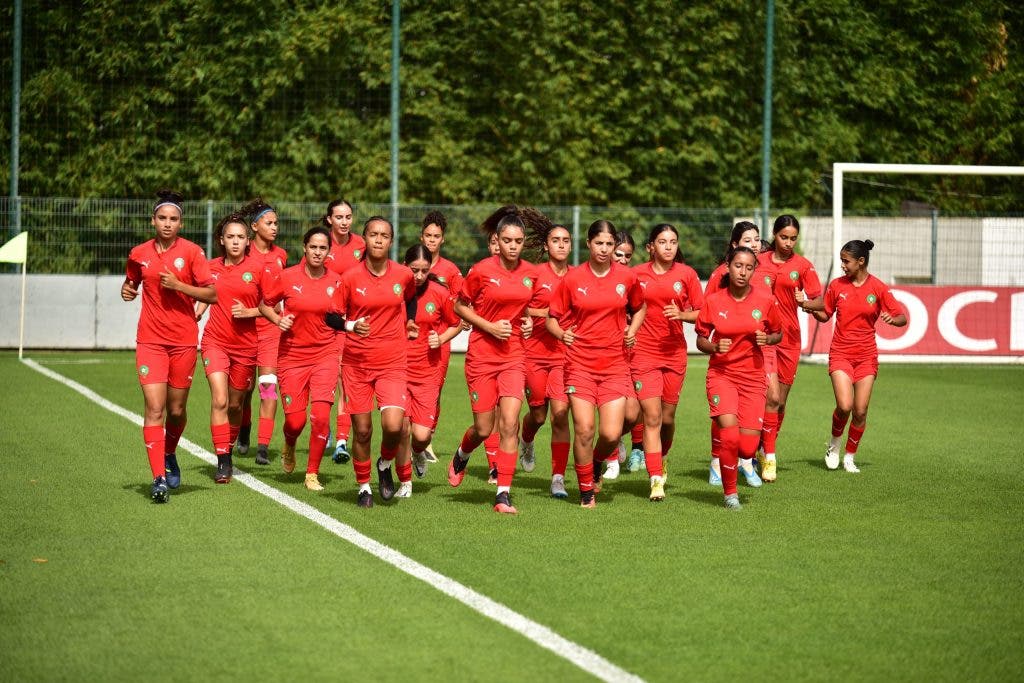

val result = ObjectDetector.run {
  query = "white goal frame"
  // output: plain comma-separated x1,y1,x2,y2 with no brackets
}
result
831,163,1024,278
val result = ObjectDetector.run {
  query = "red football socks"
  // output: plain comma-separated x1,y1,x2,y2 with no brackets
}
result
211,421,231,456
551,441,570,477
143,425,165,478
846,424,866,455
831,410,849,438
719,425,740,496
496,449,515,487
762,411,780,453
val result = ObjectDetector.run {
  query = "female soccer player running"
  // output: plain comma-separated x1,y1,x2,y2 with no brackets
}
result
629,223,704,499
238,198,287,466
704,221,765,486
447,205,546,515
261,227,341,492
800,240,906,472
402,245,462,490
518,222,573,498
546,220,646,508
336,217,416,507
323,199,366,465
418,211,464,465
696,247,782,509
122,190,216,502
756,215,822,483
197,212,270,482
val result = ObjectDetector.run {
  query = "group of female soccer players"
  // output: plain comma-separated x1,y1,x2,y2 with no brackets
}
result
124,191,906,511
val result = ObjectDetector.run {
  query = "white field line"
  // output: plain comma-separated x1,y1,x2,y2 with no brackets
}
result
22,358,644,683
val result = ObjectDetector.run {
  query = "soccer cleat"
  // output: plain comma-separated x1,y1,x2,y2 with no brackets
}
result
761,458,777,483
395,481,412,498
519,439,536,472
604,458,620,480
215,455,232,484
412,451,428,478
377,458,396,500
150,476,170,503
447,453,468,487
755,448,766,475
708,460,722,486
304,473,324,491
843,455,860,473
357,489,374,508
423,442,438,463
580,489,596,509
164,453,181,489
740,460,763,487
236,425,250,455
281,443,296,474
723,493,742,510
487,468,498,485
550,474,568,499
649,475,666,502
626,448,644,473
255,444,270,466
493,490,518,514
825,443,840,470
332,440,350,465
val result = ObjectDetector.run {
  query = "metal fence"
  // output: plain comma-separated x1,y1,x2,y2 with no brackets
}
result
2,197,1022,285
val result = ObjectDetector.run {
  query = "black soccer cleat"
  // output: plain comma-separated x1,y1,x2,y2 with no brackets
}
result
377,457,396,501
255,445,270,466
357,490,374,508
164,453,181,489
215,455,232,484
151,476,170,503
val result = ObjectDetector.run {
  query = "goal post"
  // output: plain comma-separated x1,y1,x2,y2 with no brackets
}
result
831,163,1024,279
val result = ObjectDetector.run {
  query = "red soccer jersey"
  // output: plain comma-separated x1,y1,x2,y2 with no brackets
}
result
524,260,569,364
263,264,341,367
706,259,776,297
202,254,267,354
459,255,539,363
633,261,704,368
251,244,288,335
548,262,645,374
823,274,904,360
406,280,460,383
430,256,464,295
695,287,782,374
758,251,822,342
339,260,416,370
125,237,214,346
324,234,367,276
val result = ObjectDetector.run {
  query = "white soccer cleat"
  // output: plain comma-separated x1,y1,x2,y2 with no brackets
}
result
842,455,860,473
550,474,568,499
395,481,412,498
825,443,840,470
519,439,536,472
604,458,620,480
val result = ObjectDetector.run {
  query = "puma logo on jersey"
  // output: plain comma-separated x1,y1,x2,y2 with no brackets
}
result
577,287,589,296
292,285,303,294
210,273,219,280
639,282,648,289
489,278,502,286
839,293,848,300
356,287,367,296
139,260,150,268
541,283,553,291
718,311,729,319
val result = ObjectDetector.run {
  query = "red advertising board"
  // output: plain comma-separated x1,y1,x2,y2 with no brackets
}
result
803,286,1024,357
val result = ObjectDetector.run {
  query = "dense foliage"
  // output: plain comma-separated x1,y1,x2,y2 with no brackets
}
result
1,0,1021,212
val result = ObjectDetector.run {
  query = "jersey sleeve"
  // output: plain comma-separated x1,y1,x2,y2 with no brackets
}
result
125,250,141,284
263,271,284,307
822,279,839,317
802,260,823,298
626,273,645,311
459,268,480,306
694,302,714,338
190,247,214,287
880,284,903,317
548,276,571,324
684,268,704,311
764,298,783,335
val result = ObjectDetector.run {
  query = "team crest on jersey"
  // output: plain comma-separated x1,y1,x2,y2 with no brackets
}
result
789,270,799,281
392,283,403,296
203,357,210,366
615,283,626,297
327,286,336,297
522,277,533,288
712,394,720,405
634,380,643,391
751,309,763,320
425,302,437,314
353,249,362,259
471,391,479,403
673,281,682,294
524,387,532,398
566,385,576,394
173,257,185,270
764,276,773,286
242,271,253,283
867,294,877,304
438,276,447,284
283,394,292,406
139,365,149,377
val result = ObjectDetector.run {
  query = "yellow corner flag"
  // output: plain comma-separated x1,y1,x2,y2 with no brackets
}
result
0,231,28,264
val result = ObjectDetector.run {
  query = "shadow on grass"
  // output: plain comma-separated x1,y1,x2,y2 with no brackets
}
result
122,482,206,499
680,487,729,508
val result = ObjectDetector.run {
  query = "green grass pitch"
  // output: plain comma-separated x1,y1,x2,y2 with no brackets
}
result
1,351,1022,681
